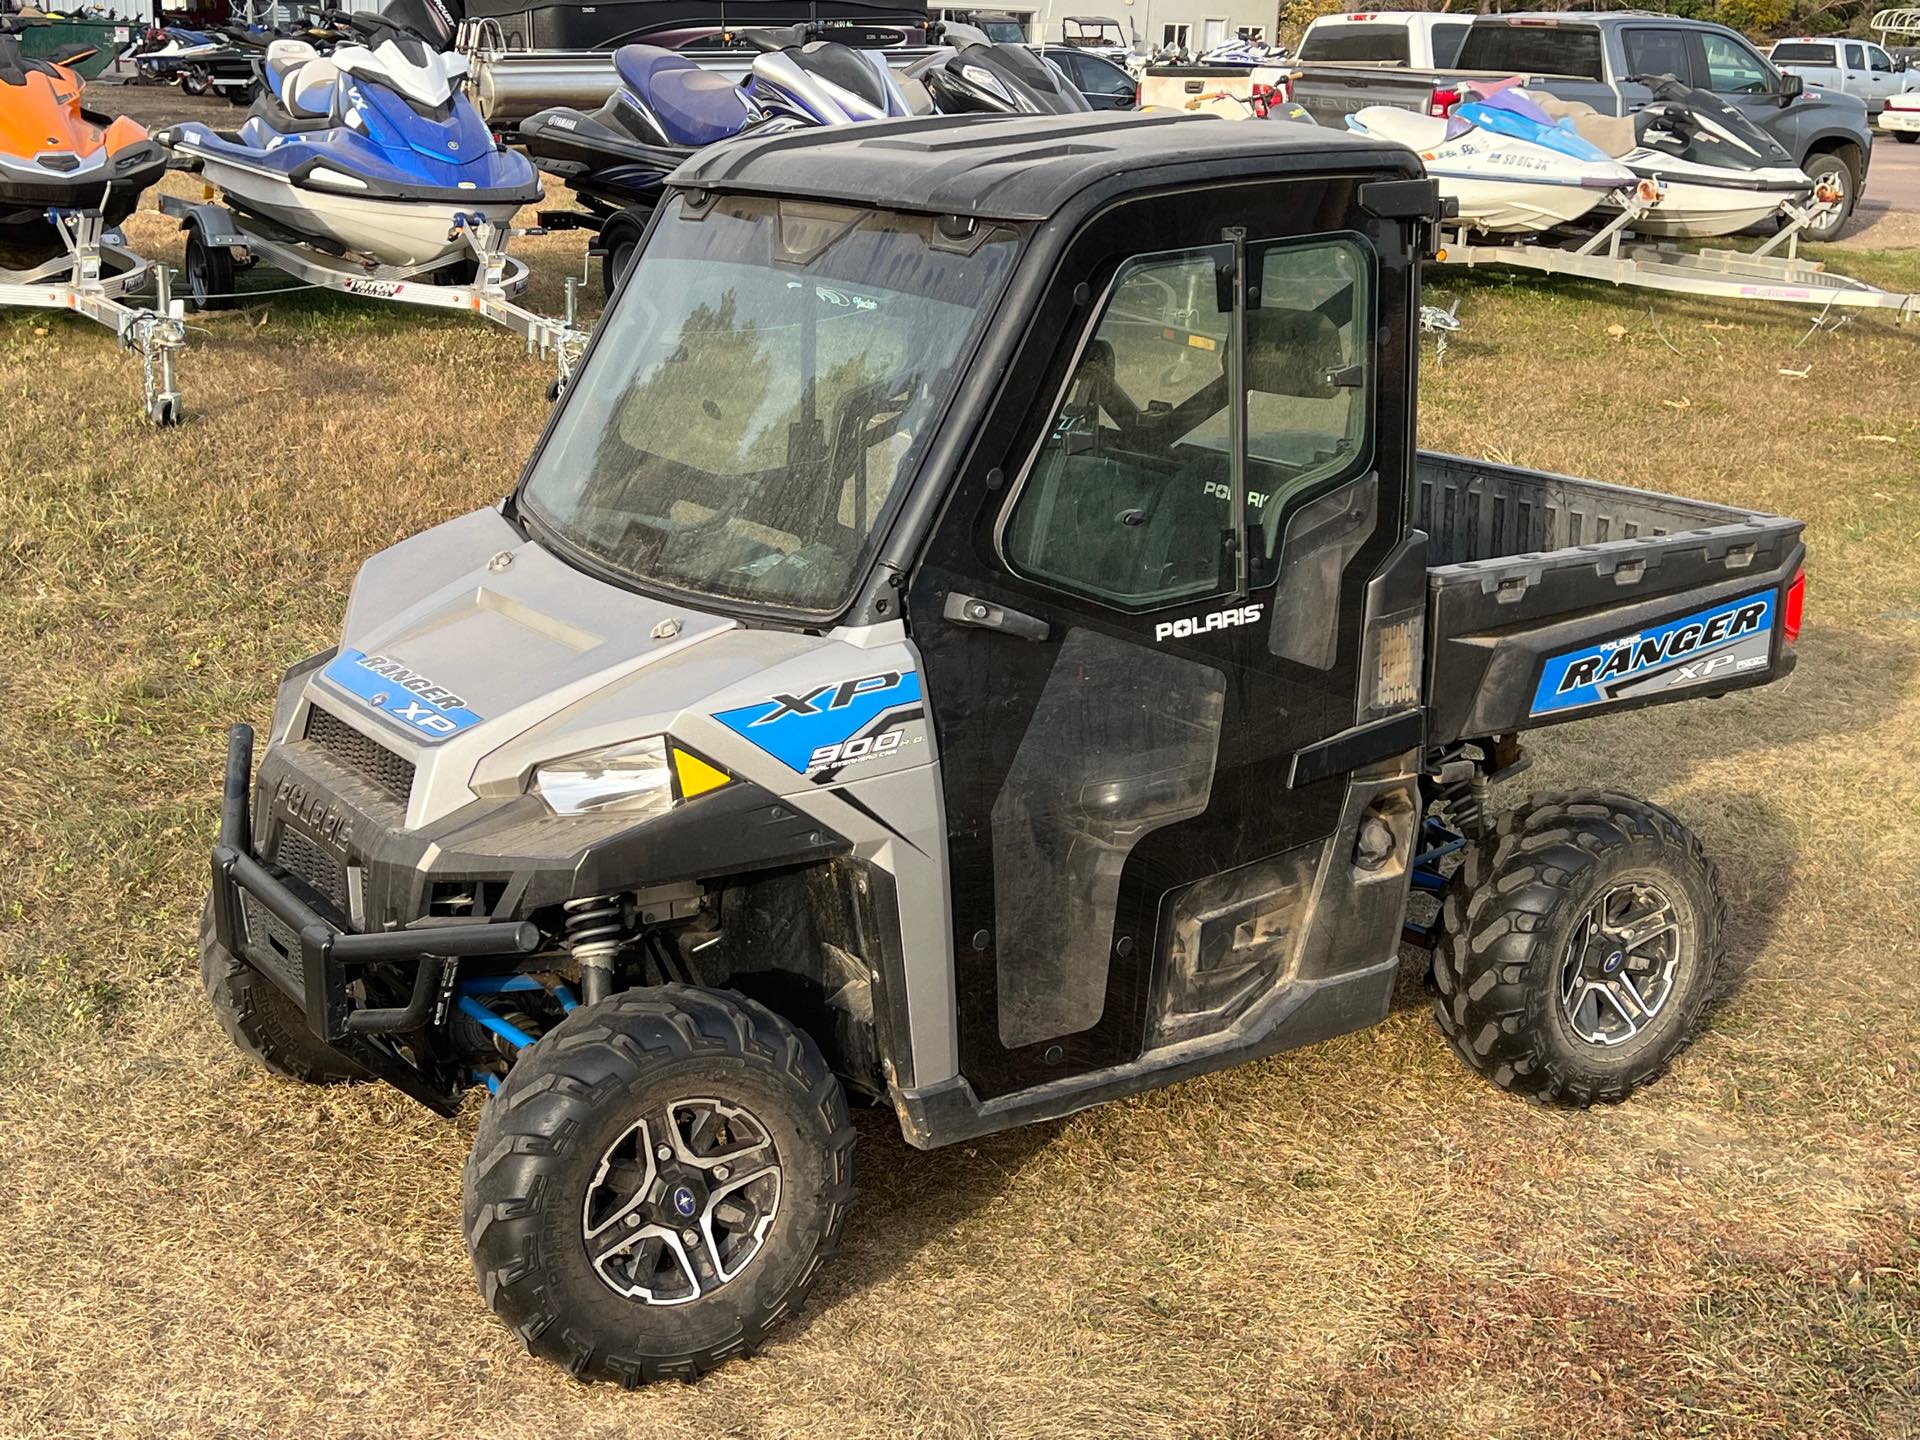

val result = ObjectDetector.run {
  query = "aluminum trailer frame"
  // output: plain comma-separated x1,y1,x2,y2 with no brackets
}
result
160,193,589,388
0,210,187,426
1433,187,1920,321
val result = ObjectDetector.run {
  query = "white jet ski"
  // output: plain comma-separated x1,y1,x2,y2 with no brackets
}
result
1532,79,1816,239
1347,88,1637,234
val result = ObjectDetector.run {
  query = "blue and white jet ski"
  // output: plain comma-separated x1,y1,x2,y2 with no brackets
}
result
157,0,539,270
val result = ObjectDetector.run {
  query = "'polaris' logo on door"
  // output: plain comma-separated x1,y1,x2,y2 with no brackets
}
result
1155,603,1264,643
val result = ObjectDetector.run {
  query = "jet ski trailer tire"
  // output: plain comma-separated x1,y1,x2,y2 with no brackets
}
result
0,210,187,425
159,195,589,391
1434,184,1920,321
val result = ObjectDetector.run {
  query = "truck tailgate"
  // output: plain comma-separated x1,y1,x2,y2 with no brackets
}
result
1418,452,1804,744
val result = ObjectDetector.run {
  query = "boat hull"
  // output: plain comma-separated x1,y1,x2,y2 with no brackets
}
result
194,152,529,268
1431,173,1615,235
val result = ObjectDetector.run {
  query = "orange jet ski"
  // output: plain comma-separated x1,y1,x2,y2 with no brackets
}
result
0,33,167,264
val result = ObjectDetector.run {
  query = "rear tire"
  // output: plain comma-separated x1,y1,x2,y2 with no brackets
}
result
200,903,366,1085
463,985,855,1385
1896,132,1918,145
1433,791,1725,1107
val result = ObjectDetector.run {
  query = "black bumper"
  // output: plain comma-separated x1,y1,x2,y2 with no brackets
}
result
209,724,541,1112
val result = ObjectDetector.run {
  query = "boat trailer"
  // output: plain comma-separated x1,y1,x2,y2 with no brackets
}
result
1433,187,1920,322
159,194,589,392
0,209,187,426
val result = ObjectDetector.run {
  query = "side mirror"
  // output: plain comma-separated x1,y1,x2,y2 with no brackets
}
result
1778,71,1803,103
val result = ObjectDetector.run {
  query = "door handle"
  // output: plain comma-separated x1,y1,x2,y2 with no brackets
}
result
944,592,1050,642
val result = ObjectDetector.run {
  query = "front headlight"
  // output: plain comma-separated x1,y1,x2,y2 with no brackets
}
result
532,737,732,817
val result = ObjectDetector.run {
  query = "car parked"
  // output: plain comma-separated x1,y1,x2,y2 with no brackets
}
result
1038,43,1137,107
1767,36,1918,116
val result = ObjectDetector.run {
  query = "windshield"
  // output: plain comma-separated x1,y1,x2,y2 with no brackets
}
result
520,195,1020,617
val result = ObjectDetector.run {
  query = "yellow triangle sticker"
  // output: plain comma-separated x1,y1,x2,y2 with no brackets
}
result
671,747,732,799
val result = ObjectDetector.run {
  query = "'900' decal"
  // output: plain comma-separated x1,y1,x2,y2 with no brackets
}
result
712,670,927,777
1531,592,1773,717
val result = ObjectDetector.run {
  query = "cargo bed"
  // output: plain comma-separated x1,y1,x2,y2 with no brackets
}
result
1416,452,1805,744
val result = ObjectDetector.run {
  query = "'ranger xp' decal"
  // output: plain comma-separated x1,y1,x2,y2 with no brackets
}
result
319,648,484,742
1531,592,1774,717
713,670,926,776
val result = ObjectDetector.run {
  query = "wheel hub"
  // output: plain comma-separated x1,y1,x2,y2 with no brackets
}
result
582,1097,782,1307
1559,880,1685,1047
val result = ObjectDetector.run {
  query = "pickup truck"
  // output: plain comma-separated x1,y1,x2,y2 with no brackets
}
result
1283,12,1874,241
201,111,1806,1386
1767,35,1919,115
1295,9,1473,68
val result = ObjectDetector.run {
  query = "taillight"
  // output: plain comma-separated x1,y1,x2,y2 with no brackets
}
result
1783,569,1805,644
1430,86,1459,116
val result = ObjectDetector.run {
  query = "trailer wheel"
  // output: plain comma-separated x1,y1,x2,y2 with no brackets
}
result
598,209,650,301
1896,132,1918,145
184,227,236,312
463,984,855,1386
199,902,366,1085
180,67,210,96
1433,791,1725,1107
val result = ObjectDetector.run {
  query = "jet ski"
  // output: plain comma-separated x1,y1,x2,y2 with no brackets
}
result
521,27,915,243
909,36,1093,114
1348,86,1636,235
1530,79,1815,238
0,34,168,266
157,0,540,270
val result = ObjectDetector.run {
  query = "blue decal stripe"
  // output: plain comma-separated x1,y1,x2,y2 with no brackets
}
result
713,671,922,773
320,647,485,744
1531,592,1773,717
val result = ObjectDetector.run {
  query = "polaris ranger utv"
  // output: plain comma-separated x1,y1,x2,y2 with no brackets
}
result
202,112,1806,1384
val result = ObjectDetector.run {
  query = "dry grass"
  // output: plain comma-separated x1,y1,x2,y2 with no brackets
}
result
1,131,1918,1439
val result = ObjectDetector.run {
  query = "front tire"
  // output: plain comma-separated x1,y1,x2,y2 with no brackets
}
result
463,985,855,1386
1433,791,1725,1107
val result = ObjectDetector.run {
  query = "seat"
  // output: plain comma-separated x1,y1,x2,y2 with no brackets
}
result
612,45,752,146
264,39,340,120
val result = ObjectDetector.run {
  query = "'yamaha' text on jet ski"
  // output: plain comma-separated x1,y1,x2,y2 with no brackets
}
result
1348,85,1637,235
157,0,539,270
0,33,168,265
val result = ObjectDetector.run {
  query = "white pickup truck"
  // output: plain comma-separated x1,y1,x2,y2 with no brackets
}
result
1766,36,1919,115
1294,10,1474,68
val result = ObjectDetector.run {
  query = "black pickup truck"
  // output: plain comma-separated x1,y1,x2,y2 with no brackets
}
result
201,113,1807,1384
1289,11,1875,241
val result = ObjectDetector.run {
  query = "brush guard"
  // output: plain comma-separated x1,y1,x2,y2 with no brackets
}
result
208,724,545,1113
159,195,589,394
0,209,186,425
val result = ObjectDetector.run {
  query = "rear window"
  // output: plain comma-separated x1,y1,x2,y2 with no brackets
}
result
1456,23,1604,81
1770,42,1834,65
1432,21,1471,68
1298,22,1410,64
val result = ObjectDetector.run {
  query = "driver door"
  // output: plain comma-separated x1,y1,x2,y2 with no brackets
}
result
904,180,1419,1101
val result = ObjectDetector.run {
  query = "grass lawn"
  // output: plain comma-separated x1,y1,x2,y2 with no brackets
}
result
0,172,1915,1438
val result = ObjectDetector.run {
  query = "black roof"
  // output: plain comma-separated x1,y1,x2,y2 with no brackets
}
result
669,112,1422,222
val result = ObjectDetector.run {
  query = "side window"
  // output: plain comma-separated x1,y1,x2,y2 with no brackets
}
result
1845,42,1867,70
1701,33,1772,94
1869,45,1894,73
1245,237,1372,585
1083,56,1136,95
1002,246,1235,611
1623,26,1691,83
1432,22,1471,68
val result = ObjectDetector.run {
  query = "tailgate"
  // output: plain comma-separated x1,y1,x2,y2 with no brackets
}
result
1417,453,1805,744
